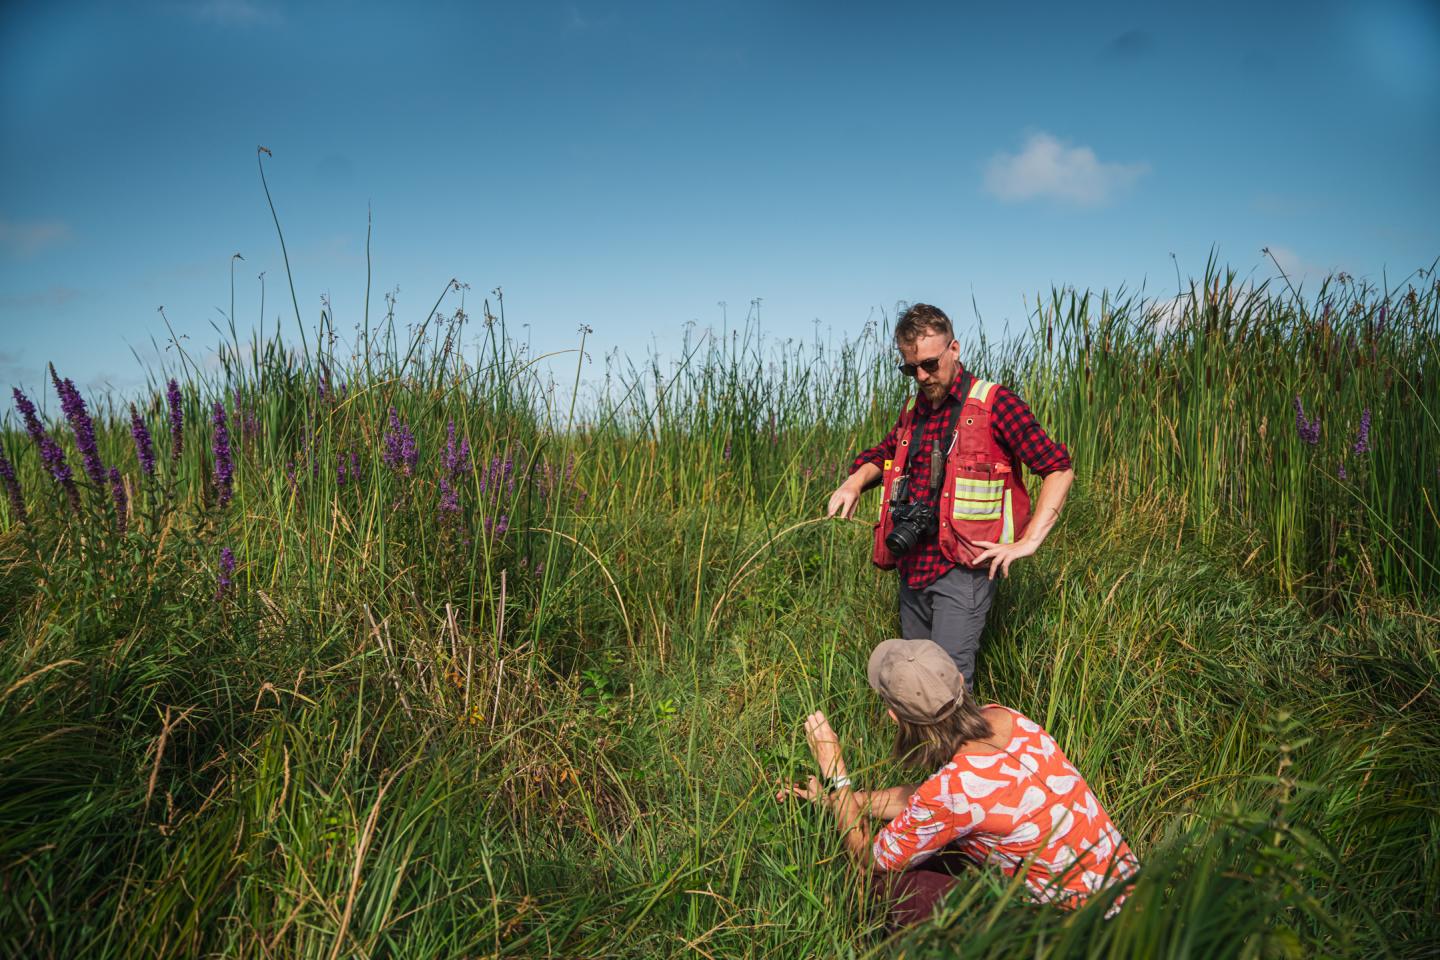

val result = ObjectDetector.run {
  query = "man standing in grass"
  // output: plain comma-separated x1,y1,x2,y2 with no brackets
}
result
826,303,1073,687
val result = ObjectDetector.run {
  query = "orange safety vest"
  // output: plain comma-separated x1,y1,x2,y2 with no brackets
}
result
872,377,1033,570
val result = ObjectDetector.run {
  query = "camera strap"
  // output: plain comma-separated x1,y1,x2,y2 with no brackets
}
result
927,391,967,496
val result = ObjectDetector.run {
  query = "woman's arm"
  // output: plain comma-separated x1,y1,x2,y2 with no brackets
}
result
778,778,919,820
861,783,921,820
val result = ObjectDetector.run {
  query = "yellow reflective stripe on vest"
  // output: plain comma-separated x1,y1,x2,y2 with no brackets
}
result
967,378,997,404
1000,488,1015,543
953,476,1003,520
953,478,1004,497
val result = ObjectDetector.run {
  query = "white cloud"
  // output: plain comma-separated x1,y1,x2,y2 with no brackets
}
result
0,218,71,257
983,132,1148,207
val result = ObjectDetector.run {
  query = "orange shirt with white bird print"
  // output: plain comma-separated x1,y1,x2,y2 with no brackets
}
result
871,706,1138,908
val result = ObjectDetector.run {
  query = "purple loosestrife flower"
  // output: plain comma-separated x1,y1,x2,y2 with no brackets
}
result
443,421,471,478
1352,408,1371,456
382,408,417,476
129,405,156,476
1338,463,1347,481
217,547,235,599
1293,396,1321,446
0,447,26,523
13,387,80,511
212,402,233,507
439,477,461,522
108,467,127,532
167,379,184,461
50,365,106,486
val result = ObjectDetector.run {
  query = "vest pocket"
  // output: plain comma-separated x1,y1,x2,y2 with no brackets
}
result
952,476,1003,521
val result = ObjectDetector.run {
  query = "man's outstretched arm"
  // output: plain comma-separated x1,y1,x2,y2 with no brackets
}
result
826,462,881,519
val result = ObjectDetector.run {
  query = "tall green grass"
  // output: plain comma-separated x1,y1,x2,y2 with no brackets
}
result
0,262,1436,958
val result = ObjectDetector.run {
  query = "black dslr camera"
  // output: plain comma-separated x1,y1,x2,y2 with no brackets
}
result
885,475,939,556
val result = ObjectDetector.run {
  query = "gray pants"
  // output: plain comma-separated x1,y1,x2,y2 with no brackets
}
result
898,565,997,687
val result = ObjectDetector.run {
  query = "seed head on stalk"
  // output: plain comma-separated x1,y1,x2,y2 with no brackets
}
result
129,405,156,476
13,387,80,511
212,402,233,507
50,365,106,486
0,446,26,523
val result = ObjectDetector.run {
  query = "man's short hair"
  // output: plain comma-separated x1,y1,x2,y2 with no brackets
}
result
894,303,954,346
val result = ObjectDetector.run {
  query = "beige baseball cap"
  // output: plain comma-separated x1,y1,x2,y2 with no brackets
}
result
867,638,964,724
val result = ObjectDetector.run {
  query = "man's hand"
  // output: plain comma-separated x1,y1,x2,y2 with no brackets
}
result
970,539,1038,580
826,463,881,520
804,710,846,780
826,482,861,520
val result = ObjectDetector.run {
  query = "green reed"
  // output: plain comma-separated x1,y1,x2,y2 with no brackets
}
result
0,259,1436,958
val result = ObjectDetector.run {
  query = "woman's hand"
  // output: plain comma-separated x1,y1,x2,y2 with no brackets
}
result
774,775,825,805
804,710,846,780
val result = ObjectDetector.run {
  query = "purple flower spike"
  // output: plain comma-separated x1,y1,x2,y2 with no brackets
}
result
50,365,106,486
443,420,471,478
129,405,156,476
439,476,460,521
1293,396,1321,446
1351,408,1371,456
212,402,233,507
217,547,235,599
108,467,127,532
13,387,80,511
0,446,26,523
167,379,184,461
1337,463,1347,481
495,513,509,537
382,407,417,476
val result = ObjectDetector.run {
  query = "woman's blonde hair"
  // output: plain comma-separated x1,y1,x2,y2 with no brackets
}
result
891,695,994,770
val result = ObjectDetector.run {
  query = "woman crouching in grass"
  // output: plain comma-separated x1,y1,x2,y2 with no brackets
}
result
777,638,1138,928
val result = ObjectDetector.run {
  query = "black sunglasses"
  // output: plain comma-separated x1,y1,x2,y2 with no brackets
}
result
897,343,954,378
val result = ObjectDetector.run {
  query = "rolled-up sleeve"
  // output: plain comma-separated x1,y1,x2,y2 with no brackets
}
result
871,770,974,872
991,387,1071,476
852,415,902,475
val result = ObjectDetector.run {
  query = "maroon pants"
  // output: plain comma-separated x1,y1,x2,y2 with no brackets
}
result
873,847,973,929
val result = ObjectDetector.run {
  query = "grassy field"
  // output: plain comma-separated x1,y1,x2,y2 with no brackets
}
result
1,265,1437,958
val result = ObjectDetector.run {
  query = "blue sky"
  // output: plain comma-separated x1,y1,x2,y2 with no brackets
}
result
2,0,1438,399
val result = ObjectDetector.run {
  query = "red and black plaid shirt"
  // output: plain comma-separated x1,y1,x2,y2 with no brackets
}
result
852,367,1072,589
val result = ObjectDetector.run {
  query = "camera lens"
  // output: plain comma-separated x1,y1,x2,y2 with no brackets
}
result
886,522,918,556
